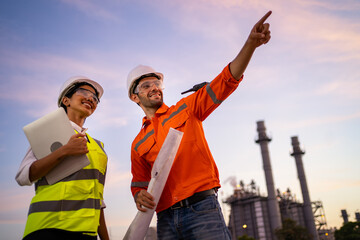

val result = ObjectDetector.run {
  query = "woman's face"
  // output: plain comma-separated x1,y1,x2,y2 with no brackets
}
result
64,84,98,118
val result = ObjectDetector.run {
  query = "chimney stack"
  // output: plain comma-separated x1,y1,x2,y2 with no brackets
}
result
341,209,349,224
255,121,282,238
355,212,360,222
290,136,319,240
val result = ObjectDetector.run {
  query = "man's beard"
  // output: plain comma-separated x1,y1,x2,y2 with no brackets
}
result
138,91,163,109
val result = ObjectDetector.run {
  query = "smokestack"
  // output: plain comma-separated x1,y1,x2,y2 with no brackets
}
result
341,209,349,224
255,121,282,237
290,136,319,240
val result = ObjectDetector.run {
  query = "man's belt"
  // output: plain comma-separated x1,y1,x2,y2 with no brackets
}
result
170,188,217,210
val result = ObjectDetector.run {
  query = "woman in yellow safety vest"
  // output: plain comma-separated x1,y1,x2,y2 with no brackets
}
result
16,76,109,240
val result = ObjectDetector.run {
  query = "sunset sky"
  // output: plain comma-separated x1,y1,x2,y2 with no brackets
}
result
1,0,359,239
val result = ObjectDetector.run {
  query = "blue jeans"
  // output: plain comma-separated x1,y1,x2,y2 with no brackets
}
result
157,195,231,240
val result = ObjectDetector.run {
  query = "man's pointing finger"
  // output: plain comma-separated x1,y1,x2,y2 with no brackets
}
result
257,11,272,26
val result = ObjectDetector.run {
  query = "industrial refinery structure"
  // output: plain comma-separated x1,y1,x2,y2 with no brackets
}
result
225,121,334,240
143,120,346,240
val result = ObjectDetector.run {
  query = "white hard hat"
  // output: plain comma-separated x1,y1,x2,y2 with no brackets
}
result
127,65,163,98
57,76,104,107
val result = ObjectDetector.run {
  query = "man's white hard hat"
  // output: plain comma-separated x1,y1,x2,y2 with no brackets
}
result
127,65,163,98
57,76,104,107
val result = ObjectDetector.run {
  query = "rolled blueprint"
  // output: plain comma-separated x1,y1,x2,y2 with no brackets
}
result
123,128,184,240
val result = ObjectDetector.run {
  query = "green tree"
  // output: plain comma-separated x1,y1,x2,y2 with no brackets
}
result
275,218,312,240
238,234,255,240
334,221,360,240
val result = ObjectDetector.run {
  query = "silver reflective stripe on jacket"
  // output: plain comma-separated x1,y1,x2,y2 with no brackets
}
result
206,84,223,104
134,103,188,152
131,181,149,188
161,103,187,126
134,129,154,151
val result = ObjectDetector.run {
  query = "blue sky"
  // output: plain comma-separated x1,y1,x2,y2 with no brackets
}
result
1,0,359,239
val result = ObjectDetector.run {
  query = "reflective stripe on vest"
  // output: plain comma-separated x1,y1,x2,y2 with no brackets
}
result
23,132,107,238
92,136,106,155
28,198,101,215
35,169,105,190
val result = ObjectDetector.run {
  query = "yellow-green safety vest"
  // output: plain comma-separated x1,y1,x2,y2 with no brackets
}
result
23,132,107,238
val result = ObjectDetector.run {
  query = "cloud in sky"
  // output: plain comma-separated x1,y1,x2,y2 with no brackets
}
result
0,48,121,82
0,47,126,118
276,111,360,130
298,0,360,12
0,187,33,225
1,1,359,237
315,79,360,99
59,0,121,22
105,157,132,189
151,0,360,61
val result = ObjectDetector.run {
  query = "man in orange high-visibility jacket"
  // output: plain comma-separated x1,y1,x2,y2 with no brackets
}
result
127,11,272,240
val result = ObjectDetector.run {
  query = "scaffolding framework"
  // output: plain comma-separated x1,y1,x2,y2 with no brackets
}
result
312,201,328,230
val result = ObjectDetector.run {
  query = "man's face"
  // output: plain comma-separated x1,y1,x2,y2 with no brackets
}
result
134,77,164,109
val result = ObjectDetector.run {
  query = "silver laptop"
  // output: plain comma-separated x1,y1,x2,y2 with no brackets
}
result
23,108,90,184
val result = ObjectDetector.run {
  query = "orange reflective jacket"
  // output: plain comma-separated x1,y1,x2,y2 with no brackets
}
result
131,64,242,212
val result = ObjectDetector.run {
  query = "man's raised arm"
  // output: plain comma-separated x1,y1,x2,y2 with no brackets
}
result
230,11,272,80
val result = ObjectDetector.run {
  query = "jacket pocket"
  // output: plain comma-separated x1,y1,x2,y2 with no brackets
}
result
164,108,196,143
162,105,190,130
136,134,159,164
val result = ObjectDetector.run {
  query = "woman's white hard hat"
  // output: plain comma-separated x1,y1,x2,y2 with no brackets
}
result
127,65,163,98
57,76,104,107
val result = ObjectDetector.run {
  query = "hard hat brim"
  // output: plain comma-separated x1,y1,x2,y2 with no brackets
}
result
129,72,163,97
57,77,104,107
127,65,164,99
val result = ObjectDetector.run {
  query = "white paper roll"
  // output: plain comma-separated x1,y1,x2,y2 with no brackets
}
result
123,128,184,240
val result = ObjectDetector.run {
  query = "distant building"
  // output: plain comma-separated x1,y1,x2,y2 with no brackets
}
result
224,180,335,240
225,181,274,240
277,188,306,228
